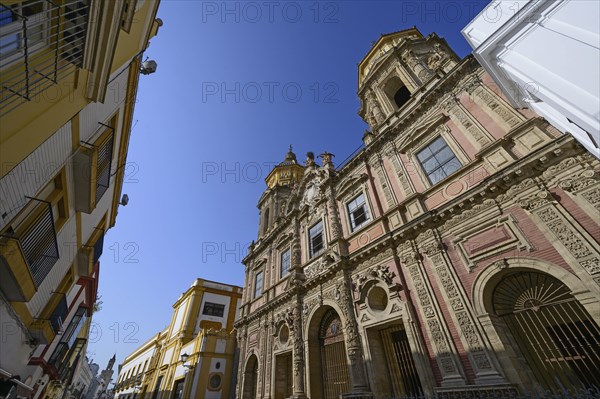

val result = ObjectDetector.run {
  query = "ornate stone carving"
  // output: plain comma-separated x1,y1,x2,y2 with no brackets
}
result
581,187,600,212
441,96,491,146
356,248,394,272
326,187,343,241
366,90,386,125
423,235,494,371
529,202,600,276
491,258,509,270
404,248,459,376
517,190,552,211
467,80,521,128
354,264,397,293
427,319,449,352
371,156,396,208
505,178,536,198
388,148,414,195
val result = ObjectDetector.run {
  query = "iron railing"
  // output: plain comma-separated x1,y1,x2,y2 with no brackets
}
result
94,132,114,204
92,231,104,264
49,293,67,332
336,143,365,171
1,198,60,287
0,0,90,116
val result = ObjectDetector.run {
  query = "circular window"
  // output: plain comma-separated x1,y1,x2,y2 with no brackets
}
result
367,286,388,312
208,373,222,390
215,361,221,370
279,324,289,345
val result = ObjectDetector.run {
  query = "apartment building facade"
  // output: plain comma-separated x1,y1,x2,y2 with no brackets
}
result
113,279,242,399
0,1,161,398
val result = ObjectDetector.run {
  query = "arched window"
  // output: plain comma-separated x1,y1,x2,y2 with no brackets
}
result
383,76,411,110
493,271,600,391
262,208,270,235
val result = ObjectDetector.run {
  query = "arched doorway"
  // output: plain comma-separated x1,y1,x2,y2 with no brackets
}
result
493,271,600,391
318,308,351,399
242,354,258,399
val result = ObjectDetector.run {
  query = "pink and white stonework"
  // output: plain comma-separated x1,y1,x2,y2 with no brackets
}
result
234,28,600,399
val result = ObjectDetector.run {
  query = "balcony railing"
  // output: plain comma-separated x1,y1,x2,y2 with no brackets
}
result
77,230,103,276
0,0,90,116
0,198,60,299
95,132,114,204
74,124,115,214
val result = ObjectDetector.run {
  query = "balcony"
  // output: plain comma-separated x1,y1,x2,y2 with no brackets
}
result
77,230,103,276
49,337,86,381
0,198,59,301
73,126,115,213
48,306,86,376
0,0,90,116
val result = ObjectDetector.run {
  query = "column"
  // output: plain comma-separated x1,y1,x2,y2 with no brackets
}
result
339,270,372,397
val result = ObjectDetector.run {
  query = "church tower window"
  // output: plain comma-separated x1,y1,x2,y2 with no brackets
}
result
383,76,411,110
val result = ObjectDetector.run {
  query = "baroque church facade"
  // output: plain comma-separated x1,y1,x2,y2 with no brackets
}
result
233,28,600,399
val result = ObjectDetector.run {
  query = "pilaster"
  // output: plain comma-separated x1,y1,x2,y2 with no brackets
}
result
397,240,466,387
417,229,507,385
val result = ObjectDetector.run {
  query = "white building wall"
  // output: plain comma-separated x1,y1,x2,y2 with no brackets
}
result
79,106,125,244
79,71,129,143
462,0,600,158
195,293,231,332
203,357,227,399
0,121,72,231
0,300,34,376
116,345,156,398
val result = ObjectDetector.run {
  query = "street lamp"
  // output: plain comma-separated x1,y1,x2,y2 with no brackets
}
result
180,353,193,370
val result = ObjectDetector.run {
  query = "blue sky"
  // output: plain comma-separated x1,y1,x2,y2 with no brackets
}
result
88,0,490,374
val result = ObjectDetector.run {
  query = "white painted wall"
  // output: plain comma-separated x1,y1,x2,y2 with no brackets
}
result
0,121,72,230
115,345,155,397
0,301,34,376
195,293,230,332
462,0,600,158
202,357,227,399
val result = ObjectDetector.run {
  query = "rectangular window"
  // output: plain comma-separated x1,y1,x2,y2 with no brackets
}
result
347,193,370,231
254,271,263,298
309,221,325,257
172,379,185,399
202,302,225,317
50,295,68,333
61,307,87,346
417,136,461,185
152,376,163,399
280,248,291,278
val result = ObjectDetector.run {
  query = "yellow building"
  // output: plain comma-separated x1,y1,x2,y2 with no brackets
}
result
113,279,242,399
0,1,161,398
